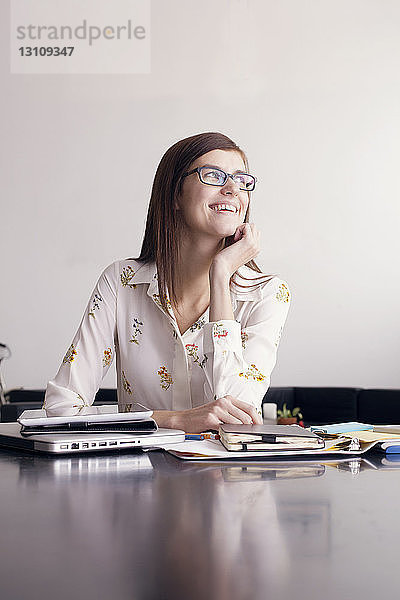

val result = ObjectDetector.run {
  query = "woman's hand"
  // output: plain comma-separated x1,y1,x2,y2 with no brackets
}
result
153,396,263,433
212,222,261,279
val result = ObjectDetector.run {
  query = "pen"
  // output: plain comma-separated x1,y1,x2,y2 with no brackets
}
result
185,433,220,441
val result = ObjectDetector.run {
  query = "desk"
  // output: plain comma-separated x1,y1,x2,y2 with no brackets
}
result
0,448,399,600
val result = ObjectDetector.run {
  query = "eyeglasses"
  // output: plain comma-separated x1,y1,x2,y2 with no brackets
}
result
182,166,257,191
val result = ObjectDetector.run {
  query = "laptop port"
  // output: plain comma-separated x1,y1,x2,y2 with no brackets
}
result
82,443,89,448
60,444,68,450
91,443,97,447
109,441,117,446
71,443,79,450
99,442,107,447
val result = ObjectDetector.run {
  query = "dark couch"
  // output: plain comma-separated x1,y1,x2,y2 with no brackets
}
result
263,387,400,425
2,387,400,426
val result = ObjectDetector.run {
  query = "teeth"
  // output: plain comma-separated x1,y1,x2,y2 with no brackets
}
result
210,204,237,213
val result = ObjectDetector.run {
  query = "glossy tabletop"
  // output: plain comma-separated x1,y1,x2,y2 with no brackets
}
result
0,447,399,600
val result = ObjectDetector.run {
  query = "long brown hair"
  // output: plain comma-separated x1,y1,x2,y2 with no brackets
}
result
135,132,274,314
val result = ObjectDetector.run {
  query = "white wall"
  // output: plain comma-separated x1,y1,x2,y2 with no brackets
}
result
1,0,399,391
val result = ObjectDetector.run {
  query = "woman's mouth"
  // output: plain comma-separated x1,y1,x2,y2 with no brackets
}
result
209,203,239,214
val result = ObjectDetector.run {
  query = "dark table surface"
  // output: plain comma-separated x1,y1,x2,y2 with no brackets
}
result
1,447,399,600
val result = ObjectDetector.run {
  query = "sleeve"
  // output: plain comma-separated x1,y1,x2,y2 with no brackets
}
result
202,278,291,416
43,262,118,416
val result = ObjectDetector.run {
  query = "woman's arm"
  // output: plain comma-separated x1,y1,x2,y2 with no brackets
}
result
44,263,118,416
209,222,260,322
202,277,291,417
202,222,291,420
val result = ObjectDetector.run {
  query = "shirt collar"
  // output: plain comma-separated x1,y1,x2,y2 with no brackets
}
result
125,260,158,284
125,261,175,318
122,261,160,306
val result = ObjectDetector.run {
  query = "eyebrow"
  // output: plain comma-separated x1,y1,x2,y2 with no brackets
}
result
198,163,247,174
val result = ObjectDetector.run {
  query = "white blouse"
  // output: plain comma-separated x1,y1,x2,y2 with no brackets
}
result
44,259,291,417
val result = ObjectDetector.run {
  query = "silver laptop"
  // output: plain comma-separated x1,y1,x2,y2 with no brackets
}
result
0,422,185,454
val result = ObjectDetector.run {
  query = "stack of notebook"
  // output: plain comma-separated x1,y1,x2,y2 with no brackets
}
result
18,404,157,435
219,424,324,452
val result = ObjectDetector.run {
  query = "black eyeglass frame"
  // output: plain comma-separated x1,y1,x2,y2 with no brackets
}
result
182,166,257,192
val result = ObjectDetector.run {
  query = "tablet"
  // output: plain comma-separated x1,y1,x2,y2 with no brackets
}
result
18,403,153,427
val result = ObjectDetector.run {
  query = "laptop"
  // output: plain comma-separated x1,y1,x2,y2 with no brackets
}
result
0,422,185,454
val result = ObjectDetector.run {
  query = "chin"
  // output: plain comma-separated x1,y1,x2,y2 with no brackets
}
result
212,230,235,241
213,222,238,236
224,226,237,237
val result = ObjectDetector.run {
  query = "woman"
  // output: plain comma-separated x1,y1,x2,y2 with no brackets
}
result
44,132,291,432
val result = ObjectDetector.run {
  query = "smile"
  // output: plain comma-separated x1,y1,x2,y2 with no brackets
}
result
209,203,239,214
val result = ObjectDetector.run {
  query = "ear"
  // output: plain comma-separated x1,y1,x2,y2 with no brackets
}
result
174,195,181,210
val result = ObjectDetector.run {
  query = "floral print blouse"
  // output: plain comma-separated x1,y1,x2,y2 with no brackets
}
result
44,260,291,418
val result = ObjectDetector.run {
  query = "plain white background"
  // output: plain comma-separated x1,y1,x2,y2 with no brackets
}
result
1,0,399,391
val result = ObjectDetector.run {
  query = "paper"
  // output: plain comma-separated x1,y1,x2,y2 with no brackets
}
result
161,438,379,461
373,425,400,435
341,431,400,443
310,422,373,434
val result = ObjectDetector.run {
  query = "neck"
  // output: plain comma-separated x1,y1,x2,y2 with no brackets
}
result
172,233,225,307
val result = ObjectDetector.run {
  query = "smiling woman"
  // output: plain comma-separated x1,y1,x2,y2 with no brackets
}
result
44,132,291,433
173,149,251,267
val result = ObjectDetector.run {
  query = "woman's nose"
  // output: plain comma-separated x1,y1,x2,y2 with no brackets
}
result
221,177,239,195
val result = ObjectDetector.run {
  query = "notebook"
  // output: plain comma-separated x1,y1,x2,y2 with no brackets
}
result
219,423,324,452
0,422,185,454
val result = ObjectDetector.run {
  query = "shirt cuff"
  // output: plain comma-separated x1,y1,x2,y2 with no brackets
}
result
203,320,242,355
44,380,88,416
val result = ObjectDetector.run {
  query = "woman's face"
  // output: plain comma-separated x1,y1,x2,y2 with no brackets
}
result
177,149,250,240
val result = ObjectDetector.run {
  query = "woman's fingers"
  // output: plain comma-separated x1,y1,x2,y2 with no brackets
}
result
239,223,260,255
214,403,252,425
227,396,263,424
233,227,243,242
222,223,260,273
214,222,261,276
179,396,262,432
214,396,261,425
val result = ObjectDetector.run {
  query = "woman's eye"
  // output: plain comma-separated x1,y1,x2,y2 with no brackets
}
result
233,175,245,185
203,170,223,182
234,174,252,188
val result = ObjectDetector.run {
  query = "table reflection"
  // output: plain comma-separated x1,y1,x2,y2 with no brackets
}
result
0,448,398,600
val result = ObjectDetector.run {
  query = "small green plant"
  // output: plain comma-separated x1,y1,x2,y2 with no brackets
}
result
277,403,303,420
